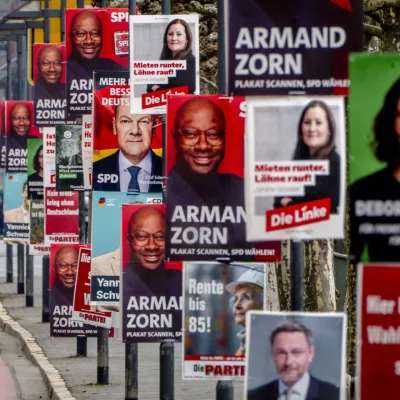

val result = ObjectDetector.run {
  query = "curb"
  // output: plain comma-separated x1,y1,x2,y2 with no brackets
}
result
0,302,75,400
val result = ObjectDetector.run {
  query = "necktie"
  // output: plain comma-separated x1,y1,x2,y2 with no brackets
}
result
128,165,141,192
285,388,293,400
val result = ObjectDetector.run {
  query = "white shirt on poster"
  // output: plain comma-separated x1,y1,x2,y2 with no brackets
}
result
278,371,310,400
118,150,151,192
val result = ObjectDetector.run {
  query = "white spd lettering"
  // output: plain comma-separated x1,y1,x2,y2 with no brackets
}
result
97,174,118,183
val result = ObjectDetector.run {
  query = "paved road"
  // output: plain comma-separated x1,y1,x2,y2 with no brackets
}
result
0,243,245,400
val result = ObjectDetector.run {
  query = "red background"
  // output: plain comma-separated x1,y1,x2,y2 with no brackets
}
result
0,101,4,136
5,101,41,138
359,264,400,399
65,8,129,68
93,85,162,153
165,95,246,176
33,43,66,83
121,203,181,272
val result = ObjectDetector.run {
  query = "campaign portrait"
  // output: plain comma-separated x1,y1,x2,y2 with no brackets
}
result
245,96,346,241
183,262,266,379
50,244,97,337
27,138,44,200
90,191,162,310
65,8,129,114
0,101,6,168
121,204,182,342
165,95,281,262
245,312,347,400
92,71,163,193
29,199,49,256
5,100,41,173
129,15,200,114
33,43,72,126
349,54,400,263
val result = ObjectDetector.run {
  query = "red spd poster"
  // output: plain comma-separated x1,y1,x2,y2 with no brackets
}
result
72,247,112,328
357,264,400,399
45,188,79,244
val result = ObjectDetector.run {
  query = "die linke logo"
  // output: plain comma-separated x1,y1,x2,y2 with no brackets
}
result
329,0,353,11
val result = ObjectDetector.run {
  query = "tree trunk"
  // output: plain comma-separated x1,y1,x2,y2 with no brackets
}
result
275,240,291,311
264,263,280,311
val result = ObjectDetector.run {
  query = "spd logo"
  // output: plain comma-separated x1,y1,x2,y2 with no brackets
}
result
147,198,162,204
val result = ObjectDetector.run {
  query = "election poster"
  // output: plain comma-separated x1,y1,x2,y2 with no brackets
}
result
65,8,129,115
92,70,163,192
55,124,84,190
5,100,41,173
50,244,97,337
245,96,346,240
0,101,6,168
349,54,400,263
82,114,92,189
245,311,347,399
33,43,74,126
121,203,182,342
129,15,200,114
30,199,50,255
3,173,29,243
225,0,363,96
183,262,265,379
90,191,162,308
356,264,400,400
71,247,112,328
27,138,44,200
0,171,4,238
44,188,79,245
165,95,281,262
43,127,56,188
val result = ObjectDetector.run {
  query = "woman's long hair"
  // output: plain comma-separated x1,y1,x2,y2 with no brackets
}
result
33,145,43,173
292,100,336,160
159,19,193,61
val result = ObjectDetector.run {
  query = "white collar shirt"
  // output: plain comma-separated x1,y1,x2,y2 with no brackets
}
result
118,150,152,192
278,372,310,400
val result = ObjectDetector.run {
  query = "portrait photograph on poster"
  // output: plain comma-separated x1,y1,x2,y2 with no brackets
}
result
65,8,129,114
349,54,400,263
225,0,363,96
121,203,182,343
245,311,347,400
92,70,163,192
5,100,41,173
165,95,281,262
29,199,50,255
245,96,346,240
3,173,29,243
27,138,44,200
183,262,265,379
90,191,162,308
129,14,200,114
50,244,97,337
0,101,6,168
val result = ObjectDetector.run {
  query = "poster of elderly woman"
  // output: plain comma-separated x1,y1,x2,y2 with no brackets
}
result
182,262,266,380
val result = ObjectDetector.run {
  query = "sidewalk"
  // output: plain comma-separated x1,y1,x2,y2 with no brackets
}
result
0,249,244,400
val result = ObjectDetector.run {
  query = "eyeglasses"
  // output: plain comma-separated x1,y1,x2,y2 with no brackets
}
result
127,232,165,246
176,129,225,147
56,263,78,272
12,116,30,122
72,30,102,40
39,61,63,69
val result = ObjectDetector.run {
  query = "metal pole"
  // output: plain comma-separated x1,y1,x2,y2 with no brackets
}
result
217,0,226,94
60,0,66,42
17,244,24,293
6,39,12,100
78,191,87,244
162,0,171,14
43,0,50,44
290,240,304,311
97,327,109,384
25,245,34,307
129,0,136,18
42,255,50,322
77,0,84,8
100,0,107,7
160,341,174,400
17,36,23,100
125,343,138,400
216,381,234,400
6,244,13,283
77,335,87,357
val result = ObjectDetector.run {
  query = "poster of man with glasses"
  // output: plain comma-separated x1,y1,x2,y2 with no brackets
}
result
65,8,128,115
165,95,281,262
121,203,182,342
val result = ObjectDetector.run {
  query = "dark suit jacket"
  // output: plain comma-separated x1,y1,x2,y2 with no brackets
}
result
248,375,340,400
92,149,162,192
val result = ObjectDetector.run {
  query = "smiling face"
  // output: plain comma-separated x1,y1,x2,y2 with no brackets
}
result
301,106,331,156
167,23,188,57
233,285,262,327
128,207,165,270
10,104,30,137
38,46,63,84
55,246,78,289
71,11,102,60
174,99,225,174
271,332,315,387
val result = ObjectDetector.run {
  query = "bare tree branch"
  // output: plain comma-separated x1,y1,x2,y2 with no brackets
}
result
363,23,383,37
364,0,400,12
365,10,383,24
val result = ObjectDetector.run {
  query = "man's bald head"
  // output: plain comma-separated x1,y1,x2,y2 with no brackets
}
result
70,10,103,60
173,97,226,175
55,246,79,289
127,206,165,270
10,103,30,137
37,45,63,84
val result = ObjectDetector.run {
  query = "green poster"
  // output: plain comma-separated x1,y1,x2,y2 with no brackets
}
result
349,53,400,262
27,138,44,200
